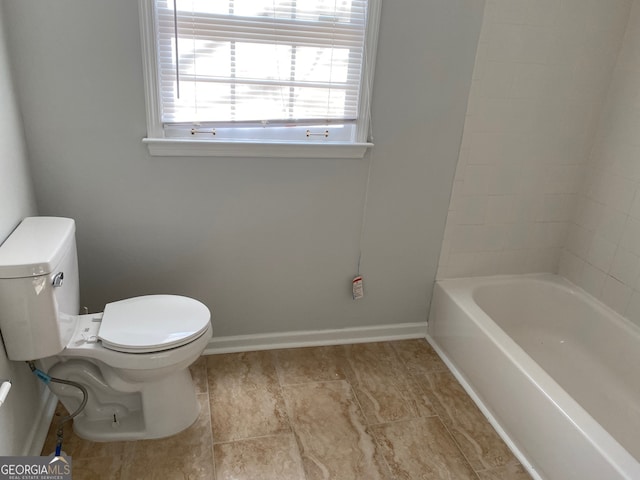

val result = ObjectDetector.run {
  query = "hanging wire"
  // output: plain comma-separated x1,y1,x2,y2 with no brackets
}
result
357,141,374,276
325,0,338,125
173,0,180,98
272,0,287,120
356,0,376,276
188,0,200,122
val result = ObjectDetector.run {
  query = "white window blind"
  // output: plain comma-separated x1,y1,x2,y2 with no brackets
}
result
153,0,370,140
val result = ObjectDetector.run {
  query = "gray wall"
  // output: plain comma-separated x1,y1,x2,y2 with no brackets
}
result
3,0,484,338
0,3,43,456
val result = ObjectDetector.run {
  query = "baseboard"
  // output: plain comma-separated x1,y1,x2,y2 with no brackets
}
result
22,387,57,456
203,322,427,355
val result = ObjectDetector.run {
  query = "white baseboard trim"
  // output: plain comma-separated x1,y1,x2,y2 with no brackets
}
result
203,322,427,355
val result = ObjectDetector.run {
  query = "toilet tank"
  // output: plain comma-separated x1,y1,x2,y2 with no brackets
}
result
0,217,80,361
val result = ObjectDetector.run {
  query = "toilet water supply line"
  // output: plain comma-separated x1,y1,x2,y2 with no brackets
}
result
27,361,88,456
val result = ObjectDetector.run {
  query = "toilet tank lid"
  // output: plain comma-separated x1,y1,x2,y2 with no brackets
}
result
0,217,76,278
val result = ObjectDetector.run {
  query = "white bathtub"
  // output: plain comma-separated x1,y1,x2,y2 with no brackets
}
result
427,273,640,480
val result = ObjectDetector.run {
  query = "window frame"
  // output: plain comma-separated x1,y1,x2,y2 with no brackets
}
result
138,0,380,158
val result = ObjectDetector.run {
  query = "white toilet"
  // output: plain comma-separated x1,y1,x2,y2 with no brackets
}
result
0,217,212,441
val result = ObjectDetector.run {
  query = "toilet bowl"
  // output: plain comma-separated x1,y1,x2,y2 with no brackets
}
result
0,217,212,441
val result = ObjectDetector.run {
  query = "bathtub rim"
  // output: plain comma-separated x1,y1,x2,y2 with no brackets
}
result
427,272,640,480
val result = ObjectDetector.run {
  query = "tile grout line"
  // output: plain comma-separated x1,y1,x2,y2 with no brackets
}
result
413,368,525,476
278,377,350,387
363,342,474,478
340,345,399,480
211,431,304,446
344,343,428,426
391,341,488,479
437,415,484,480
271,349,311,480
389,338,450,375
407,367,482,475
200,357,216,480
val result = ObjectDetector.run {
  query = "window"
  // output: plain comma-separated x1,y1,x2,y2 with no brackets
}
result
138,0,380,157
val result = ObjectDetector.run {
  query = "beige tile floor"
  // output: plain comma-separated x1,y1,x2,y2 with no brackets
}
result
42,339,532,480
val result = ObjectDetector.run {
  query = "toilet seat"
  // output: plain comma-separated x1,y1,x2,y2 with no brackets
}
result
98,295,211,353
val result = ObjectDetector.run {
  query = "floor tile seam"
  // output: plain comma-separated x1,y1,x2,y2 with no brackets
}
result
407,369,473,423
474,462,525,475
434,413,481,475
388,340,415,373
364,410,405,480
275,369,299,443
202,357,209,393
119,457,216,480
196,358,210,395
286,429,310,480
354,375,442,423
62,452,129,462
212,431,301,446
439,412,517,475
281,374,396,480
391,339,450,369
62,437,136,459
201,392,217,480
342,378,373,429
364,411,439,429
133,400,214,457
343,359,429,399
210,436,218,480
342,363,439,436
405,369,450,398
205,382,282,398
383,340,420,377
123,445,215,460
341,377,396,479
270,349,287,390
278,377,350,388
415,375,522,472
271,349,348,392
277,389,311,480
403,369,449,422
267,350,306,474
344,365,437,425
428,368,450,375
121,450,216,479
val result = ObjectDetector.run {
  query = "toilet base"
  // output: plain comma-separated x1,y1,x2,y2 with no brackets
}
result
48,359,200,441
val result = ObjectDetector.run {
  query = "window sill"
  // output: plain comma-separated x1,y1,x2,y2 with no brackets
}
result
142,138,373,158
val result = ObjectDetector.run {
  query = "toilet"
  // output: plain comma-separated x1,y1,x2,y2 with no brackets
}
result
0,216,212,441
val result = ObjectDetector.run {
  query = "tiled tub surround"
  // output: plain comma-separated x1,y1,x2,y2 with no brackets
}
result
41,340,531,480
437,0,632,279
559,1,640,328
436,0,640,334
428,274,640,480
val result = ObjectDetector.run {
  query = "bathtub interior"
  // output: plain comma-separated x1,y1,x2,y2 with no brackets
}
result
469,276,640,462
428,274,640,480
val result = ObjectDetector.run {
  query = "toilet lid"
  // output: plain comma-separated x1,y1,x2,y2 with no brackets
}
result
98,295,211,353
